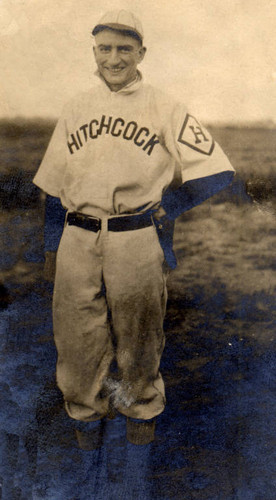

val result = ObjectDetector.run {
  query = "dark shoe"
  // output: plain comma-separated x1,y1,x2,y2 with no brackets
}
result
106,405,117,420
75,420,103,451
126,417,156,445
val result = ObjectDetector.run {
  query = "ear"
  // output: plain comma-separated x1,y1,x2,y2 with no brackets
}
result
138,46,147,63
93,46,97,59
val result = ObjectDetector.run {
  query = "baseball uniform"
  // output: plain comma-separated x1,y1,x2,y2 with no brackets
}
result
33,71,235,422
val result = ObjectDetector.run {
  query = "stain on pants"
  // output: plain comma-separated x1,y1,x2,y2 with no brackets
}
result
53,218,168,421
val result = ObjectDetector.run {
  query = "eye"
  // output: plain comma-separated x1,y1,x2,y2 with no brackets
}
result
119,46,132,54
99,46,111,53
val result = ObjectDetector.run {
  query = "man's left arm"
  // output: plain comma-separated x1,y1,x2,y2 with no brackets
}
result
160,170,234,220
152,107,235,269
159,108,235,220
153,169,234,270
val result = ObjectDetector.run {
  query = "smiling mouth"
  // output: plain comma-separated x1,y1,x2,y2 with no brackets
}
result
105,67,125,74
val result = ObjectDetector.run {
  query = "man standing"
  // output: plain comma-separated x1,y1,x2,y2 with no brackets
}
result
33,10,235,447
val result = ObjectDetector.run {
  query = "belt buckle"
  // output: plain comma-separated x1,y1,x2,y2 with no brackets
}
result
86,214,101,231
67,212,101,232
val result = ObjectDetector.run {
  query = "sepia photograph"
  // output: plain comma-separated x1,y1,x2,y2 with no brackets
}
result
0,1,275,498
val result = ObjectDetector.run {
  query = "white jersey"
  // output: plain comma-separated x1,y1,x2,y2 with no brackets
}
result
33,74,234,218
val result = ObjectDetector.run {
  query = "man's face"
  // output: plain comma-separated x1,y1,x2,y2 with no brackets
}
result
93,30,146,92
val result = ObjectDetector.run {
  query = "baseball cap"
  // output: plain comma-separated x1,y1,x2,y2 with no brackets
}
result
92,10,144,42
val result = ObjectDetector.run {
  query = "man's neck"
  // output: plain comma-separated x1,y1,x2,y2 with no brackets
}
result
107,74,138,92
96,70,142,94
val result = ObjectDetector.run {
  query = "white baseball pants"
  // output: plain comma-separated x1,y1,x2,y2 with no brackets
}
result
53,217,168,421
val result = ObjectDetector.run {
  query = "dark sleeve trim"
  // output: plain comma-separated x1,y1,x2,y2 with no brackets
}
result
44,195,66,252
161,171,235,220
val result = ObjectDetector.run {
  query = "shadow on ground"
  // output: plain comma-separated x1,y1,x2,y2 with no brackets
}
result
0,201,275,499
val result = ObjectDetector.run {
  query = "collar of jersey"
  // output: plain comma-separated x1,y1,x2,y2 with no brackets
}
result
95,70,143,95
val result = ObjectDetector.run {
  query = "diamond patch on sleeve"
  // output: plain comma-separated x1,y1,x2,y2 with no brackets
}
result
178,114,215,155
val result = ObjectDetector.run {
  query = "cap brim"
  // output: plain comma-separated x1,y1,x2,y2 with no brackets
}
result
92,23,143,42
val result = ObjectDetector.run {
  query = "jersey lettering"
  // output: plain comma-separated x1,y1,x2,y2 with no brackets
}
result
67,115,160,157
98,115,112,135
80,124,89,142
89,120,99,139
111,118,125,137
76,131,83,148
67,134,80,154
143,134,160,156
134,127,149,146
123,121,138,140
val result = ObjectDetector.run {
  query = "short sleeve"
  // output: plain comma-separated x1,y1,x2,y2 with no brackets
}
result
33,107,69,197
163,104,235,183
158,99,235,219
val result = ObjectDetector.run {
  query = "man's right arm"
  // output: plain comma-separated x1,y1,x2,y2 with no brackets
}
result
33,109,69,281
43,194,66,281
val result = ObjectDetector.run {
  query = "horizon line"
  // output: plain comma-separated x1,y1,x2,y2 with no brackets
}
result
0,115,275,130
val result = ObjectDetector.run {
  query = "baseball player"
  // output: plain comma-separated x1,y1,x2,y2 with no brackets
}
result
33,10,235,447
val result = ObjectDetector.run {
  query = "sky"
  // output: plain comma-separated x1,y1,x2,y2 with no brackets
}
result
0,0,276,124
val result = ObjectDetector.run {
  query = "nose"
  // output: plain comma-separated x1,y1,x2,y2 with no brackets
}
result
108,48,121,65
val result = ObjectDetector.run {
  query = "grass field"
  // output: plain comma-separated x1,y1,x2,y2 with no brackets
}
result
0,121,275,499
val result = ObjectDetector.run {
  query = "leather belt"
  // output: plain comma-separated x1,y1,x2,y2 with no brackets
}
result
67,211,153,232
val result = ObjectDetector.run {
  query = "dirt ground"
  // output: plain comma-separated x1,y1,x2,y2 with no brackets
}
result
0,125,275,499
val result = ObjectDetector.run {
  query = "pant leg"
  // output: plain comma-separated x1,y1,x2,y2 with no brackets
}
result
103,223,168,420
53,224,114,421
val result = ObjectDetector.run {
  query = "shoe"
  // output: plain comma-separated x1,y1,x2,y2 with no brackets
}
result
75,420,103,451
106,405,117,420
126,417,156,445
